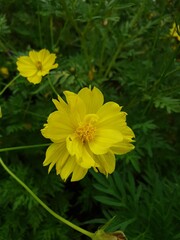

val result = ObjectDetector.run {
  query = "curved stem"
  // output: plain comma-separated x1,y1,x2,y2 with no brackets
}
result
0,143,50,153
0,74,20,95
0,158,94,239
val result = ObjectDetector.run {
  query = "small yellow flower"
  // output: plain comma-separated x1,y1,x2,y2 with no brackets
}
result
16,49,58,84
41,87,135,181
0,67,9,78
170,23,180,41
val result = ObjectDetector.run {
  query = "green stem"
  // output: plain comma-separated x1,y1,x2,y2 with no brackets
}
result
0,74,20,95
50,15,54,50
104,43,123,78
48,76,59,96
129,0,145,28
37,0,43,47
0,158,94,239
0,143,50,153
164,67,180,78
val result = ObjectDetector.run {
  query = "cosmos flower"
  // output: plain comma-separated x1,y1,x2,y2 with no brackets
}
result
16,49,58,84
170,23,180,41
41,87,135,181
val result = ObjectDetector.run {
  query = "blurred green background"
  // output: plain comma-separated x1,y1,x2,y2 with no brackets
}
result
0,0,180,239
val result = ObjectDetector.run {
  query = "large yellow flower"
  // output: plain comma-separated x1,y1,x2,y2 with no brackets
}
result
41,87,135,181
16,49,58,84
170,23,180,41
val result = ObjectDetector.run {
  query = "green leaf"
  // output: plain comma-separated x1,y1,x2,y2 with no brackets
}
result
94,195,126,208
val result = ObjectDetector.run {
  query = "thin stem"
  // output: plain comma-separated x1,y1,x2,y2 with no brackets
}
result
129,0,145,28
0,74,20,95
61,0,82,36
48,76,59,96
37,0,43,47
164,67,180,78
104,43,123,78
0,143,50,153
0,158,94,239
50,15,54,50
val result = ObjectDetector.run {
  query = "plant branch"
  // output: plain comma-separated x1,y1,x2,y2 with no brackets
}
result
0,158,94,239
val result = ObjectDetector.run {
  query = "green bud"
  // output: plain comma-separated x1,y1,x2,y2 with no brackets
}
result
92,229,127,240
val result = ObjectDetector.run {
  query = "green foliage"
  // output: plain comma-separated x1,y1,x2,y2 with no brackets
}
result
91,166,179,240
0,15,10,38
0,0,180,239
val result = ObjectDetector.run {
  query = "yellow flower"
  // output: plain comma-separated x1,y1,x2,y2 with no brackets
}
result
170,23,180,41
41,87,135,181
0,67,9,78
16,49,58,84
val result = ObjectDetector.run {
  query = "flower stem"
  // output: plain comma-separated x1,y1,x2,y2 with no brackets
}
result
104,43,123,78
0,74,20,95
0,143,50,153
0,158,94,239
50,15,54,50
48,76,59,96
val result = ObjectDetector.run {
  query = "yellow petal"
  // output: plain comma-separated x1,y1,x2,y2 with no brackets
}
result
119,126,135,141
76,145,96,168
94,151,116,175
43,143,69,173
38,49,57,67
41,63,58,75
64,91,86,124
43,55,57,68
111,142,135,155
66,134,83,157
89,129,123,154
52,95,68,112
78,87,104,113
29,50,39,63
66,135,95,168
17,56,34,66
71,165,88,181
38,49,50,62
55,149,70,174
38,49,58,71
97,102,125,129
18,68,37,77
17,56,37,77
59,156,76,181
27,74,42,84
41,111,73,142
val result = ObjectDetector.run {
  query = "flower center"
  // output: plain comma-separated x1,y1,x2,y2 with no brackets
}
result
76,122,96,143
36,61,42,70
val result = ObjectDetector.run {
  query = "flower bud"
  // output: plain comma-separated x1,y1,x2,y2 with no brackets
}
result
0,67,9,78
93,229,127,240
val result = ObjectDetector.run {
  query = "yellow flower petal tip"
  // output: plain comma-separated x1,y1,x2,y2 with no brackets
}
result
16,49,58,84
41,87,135,181
170,23,180,41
